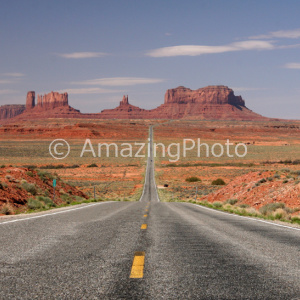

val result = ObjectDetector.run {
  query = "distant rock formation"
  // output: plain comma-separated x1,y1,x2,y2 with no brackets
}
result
0,86,269,122
99,87,266,120
100,95,147,118
26,91,35,109
0,105,26,120
147,85,260,120
36,91,69,109
120,95,129,106
0,91,79,122
164,86,245,106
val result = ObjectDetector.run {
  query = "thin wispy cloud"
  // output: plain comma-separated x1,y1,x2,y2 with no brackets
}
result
0,89,17,95
146,40,274,57
56,52,108,59
250,28,300,39
71,77,165,86
283,62,300,69
3,72,25,77
0,80,13,84
58,88,122,95
232,87,267,92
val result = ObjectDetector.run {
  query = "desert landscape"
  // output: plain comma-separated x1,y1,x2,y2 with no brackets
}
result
154,120,300,220
0,86,299,224
1,2,300,298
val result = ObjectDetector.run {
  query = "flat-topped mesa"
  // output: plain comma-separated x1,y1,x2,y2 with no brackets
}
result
0,105,26,119
36,91,69,109
120,95,129,106
26,91,35,109
164,85,245,107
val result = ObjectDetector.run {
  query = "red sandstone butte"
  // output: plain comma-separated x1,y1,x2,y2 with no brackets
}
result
99,95,147,119
100,86,266,120
148,85,264,120
164,86,245,106
36,91,68,109
9,91,81,122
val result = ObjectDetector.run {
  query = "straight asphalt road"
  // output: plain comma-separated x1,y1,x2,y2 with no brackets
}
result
0,127,299,299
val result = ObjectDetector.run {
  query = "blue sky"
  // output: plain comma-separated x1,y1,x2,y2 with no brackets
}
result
1,0,300,118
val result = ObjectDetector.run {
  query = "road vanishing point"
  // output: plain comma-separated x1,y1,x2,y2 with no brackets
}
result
0,127,299,299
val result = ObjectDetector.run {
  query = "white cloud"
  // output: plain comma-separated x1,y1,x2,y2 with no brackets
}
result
250,28,300,39
56,52,108,59
71,77,165,86
0,89,17,95
146,40,274,57
283,62,300,69
3,72,25,77
58,88,122,95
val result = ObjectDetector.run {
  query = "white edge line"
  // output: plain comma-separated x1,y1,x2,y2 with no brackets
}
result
154,171,160,203
139,155,149,202
151,124,160,202
150,126,160,202
153,162,160,202
185,202,300,232
139,127,150,202
0,201,114,226
139,125,160,202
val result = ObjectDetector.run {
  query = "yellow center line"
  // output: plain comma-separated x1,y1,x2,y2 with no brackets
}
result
143,214,148,217
145,209,148,212
141,224,147,229
130,251,145,278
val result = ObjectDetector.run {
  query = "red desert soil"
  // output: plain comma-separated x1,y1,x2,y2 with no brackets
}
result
1,118,300,214
53,164,144,200
203,171,300,210
0,167,87,214
0,119,152,140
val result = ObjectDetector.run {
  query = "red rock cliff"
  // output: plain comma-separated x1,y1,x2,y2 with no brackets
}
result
164,85,245,106
120,95,129,106
36,91,68,109
146,85,264,120
1,91,79,122
26,91,35,109
0,105,26,120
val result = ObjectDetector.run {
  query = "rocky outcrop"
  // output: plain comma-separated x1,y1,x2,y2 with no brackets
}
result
0,91,79,122
0,105,26,120
26,91,35,109
143,85,263,120
36,91,68,109
100,95,147,119
1,86,269,122
120,95,129,106
99,87,266,120
164,86,245,107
